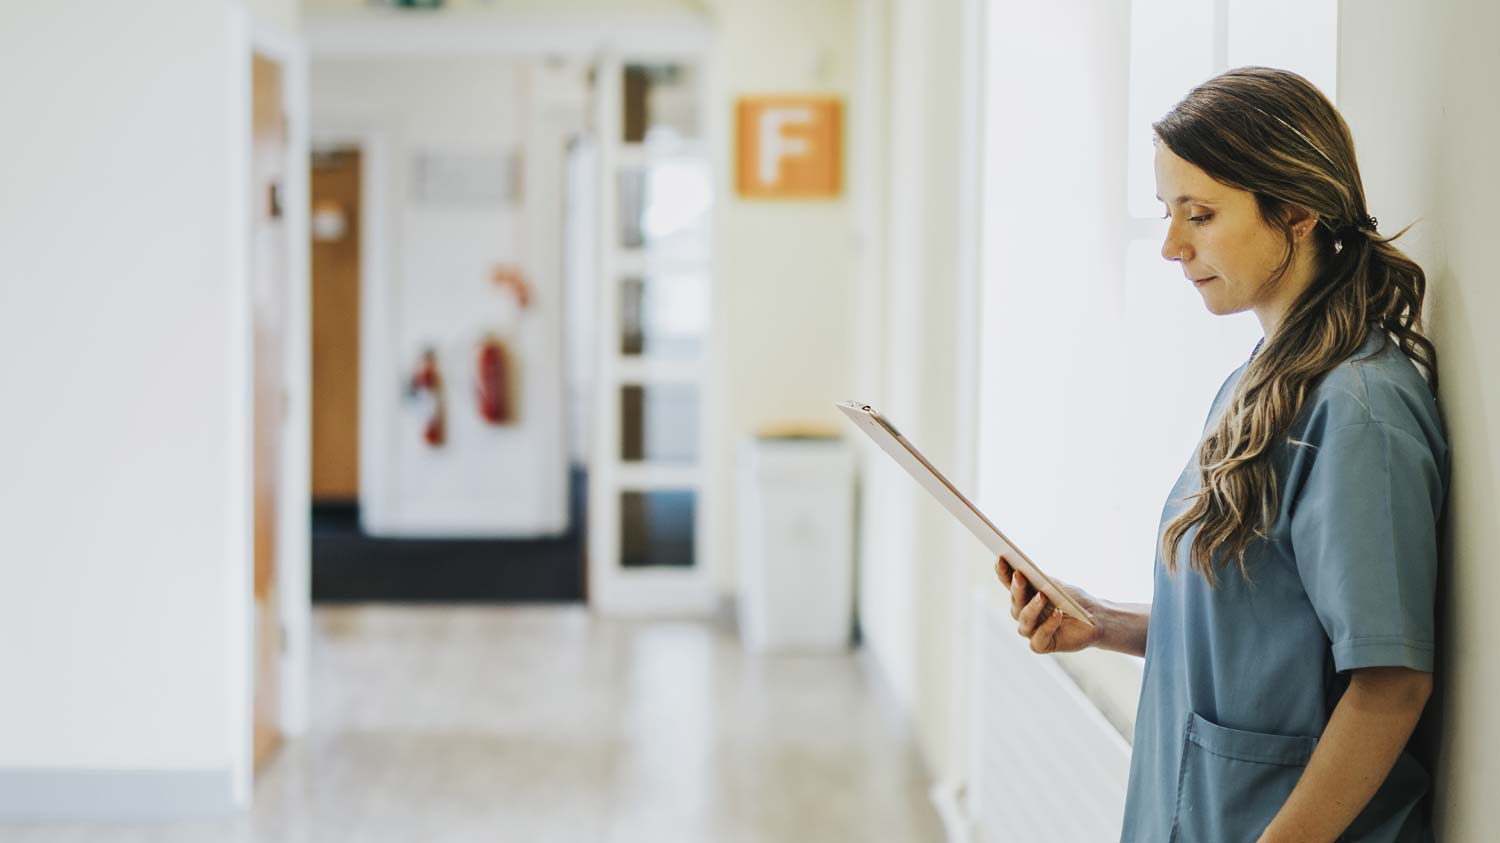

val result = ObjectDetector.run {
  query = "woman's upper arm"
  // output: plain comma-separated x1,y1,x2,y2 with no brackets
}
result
1345,665,1434,710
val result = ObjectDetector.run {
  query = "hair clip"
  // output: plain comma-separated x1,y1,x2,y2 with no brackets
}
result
1334,214,1378,235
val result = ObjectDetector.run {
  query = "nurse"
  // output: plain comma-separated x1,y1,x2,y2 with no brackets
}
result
995,66,1447,843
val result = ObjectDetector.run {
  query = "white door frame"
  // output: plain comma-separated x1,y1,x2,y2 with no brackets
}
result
587,46,721,616
233,5,311,805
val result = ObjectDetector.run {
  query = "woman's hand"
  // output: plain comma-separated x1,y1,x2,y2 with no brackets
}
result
995,554,1106,655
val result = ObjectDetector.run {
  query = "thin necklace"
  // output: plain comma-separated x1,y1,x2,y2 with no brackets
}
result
1248,337,1266,365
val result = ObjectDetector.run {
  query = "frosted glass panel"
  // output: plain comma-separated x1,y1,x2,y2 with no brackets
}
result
621,489,695,568
1227,0,1338,100
621,383,699,463
620,273,708,358
617,159,712,258
1117,237,1263,602
1127,0,1217,219
622,63,699,145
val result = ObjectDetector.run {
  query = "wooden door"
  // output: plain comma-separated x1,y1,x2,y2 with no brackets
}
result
310,150,362,501
250,52,287,772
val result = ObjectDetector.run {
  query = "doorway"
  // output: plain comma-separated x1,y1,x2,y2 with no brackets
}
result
306,58,594,604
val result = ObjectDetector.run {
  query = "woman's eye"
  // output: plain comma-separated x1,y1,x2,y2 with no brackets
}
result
1160,211,1212,224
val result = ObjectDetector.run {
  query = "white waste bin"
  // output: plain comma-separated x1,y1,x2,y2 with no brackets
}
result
736,434,856,652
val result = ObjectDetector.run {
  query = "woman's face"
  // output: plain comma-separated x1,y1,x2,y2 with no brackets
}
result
1154,143,1315,331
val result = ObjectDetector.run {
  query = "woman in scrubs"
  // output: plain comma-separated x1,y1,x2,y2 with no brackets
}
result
996,66,1447,843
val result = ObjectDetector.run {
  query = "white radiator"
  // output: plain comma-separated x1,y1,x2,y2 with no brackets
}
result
959,592,1132,842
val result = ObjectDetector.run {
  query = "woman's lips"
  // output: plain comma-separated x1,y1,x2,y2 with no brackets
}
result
1193,276,1217,286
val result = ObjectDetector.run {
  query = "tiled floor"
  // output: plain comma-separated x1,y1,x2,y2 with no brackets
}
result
2,606,944,842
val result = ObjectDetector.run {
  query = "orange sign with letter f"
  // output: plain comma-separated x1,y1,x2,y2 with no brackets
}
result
735,96,842,199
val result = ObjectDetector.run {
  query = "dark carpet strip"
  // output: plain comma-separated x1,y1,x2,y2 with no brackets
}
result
311,468,586,603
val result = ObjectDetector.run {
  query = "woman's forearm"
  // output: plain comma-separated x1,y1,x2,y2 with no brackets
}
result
1257,667,1433,843
1096,600,1150,657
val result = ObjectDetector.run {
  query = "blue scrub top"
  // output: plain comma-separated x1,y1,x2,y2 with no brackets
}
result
1121,329,1448,843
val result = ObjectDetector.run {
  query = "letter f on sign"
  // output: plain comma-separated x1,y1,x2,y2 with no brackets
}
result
757,106,814,186
735,96,839,197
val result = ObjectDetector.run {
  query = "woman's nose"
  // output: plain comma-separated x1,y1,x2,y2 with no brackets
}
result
1161,229,1188,263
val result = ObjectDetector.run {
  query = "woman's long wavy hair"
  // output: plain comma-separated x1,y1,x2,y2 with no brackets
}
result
1157,67,1438,587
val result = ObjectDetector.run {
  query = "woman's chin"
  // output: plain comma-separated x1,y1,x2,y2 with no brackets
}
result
1196,293,1237,316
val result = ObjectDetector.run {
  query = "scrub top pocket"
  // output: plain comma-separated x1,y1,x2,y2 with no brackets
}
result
1170,712,1323,843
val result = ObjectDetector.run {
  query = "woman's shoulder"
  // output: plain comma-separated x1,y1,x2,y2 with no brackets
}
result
1301,330,1445,451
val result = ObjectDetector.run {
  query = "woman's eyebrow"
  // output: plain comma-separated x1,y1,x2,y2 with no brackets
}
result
1155,193,1215,206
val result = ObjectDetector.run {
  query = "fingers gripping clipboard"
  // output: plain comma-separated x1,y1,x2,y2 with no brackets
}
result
836,401,1096,627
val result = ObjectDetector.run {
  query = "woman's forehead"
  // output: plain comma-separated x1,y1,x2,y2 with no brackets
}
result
1154,147,1229,205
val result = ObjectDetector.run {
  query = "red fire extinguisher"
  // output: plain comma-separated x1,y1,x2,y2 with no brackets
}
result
408,347,446,447
475,336,515,425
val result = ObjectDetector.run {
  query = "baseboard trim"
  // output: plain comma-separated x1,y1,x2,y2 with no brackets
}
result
0,768,237,820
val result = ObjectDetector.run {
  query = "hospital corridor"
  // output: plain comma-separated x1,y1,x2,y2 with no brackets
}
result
2,0,1498,841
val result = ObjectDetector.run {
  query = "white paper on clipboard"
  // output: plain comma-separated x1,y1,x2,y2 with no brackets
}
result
836,401,1096,627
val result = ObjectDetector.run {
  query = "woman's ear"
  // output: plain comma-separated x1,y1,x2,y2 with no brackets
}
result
1285,205,1320,240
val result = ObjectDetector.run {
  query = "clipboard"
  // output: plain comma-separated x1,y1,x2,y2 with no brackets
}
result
836,401,1096,627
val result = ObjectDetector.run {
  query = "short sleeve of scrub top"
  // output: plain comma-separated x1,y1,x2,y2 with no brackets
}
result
1290,417,1444,674
1120,330,1449,843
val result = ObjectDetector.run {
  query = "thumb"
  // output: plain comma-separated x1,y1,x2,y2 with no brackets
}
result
1031,605,1066,654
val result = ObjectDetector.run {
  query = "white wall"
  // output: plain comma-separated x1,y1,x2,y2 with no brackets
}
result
311,56,570,537
1338,0,1500,835
1427,1,1500,829
0,0,249,797
709,0,860,595
246,0,300,33
843,0,983,786
852,0,921,720
895,0,977,785
697,0,973,783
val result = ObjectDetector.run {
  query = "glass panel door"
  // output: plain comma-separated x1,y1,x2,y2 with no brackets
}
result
589,50,716,613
